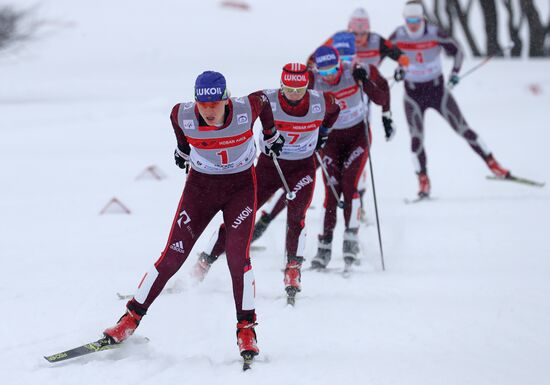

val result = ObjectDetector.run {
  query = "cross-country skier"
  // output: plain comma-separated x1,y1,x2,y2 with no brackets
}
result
309,45,395,270
103,71,284,366
192,63,341,303
389,1,511,199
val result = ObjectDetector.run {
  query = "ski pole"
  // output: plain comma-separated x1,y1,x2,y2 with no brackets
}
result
271,153,296,201
449,42,515,89
315,152,344,209
359,82,386,271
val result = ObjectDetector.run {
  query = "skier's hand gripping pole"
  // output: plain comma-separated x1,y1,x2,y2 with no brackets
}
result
271,153,296,201
448,42,515,90
315,152,344,209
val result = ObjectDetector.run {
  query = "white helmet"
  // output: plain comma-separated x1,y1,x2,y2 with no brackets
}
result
403,2,424,18
348,8,370,34
403,2,425,38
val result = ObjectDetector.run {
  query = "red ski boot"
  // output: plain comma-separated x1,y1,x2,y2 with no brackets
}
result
486,154,510,178
236,319,259,355
284,257,303,292
418,172,431,198
103,309,142,343
284,257,303,305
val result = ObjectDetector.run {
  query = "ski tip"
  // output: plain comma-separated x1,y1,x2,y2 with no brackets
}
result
44,352,69,363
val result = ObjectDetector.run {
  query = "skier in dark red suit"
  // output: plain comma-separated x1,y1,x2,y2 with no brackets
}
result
309,45,395,270
103,71,284,364
192,63,340,303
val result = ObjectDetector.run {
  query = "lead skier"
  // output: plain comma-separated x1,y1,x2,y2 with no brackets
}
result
102,71,284,365
192,63,340,303
389,1,511,199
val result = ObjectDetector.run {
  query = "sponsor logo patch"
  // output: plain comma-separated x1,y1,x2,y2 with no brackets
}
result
169,241,185,254
292,175,314,194
232,206,253,229
237,113,249,125
177,210,191,227
183,120,195,130
344,146,365,169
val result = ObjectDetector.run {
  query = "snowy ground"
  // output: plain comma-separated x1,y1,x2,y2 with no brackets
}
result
1,1,549,384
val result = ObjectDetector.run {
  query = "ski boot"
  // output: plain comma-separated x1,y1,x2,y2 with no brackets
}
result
251,211,272,242
310,235,332,269
191,252,217,282
486,154,510,178
284,256,304,305
343,228,360,270
417,172,431,199
103,307,143,343
237,318,259,370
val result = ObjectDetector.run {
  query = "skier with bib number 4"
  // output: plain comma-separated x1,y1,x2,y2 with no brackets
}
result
192,63,340,305
389,1,513,200
103,71,284,370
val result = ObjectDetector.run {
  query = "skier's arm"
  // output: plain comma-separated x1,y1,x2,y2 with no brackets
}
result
379,35,410,67
321,92,340,130
437,27,464,74
248,91,285,156
170,104,191,170
354,64,390,112
170,104,191,154
248,91,277,138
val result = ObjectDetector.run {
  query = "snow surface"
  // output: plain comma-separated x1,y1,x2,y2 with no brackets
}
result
1,1,549,384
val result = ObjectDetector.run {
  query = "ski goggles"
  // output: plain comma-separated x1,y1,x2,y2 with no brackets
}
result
281,85,308,94
318,64,340,77
340,55,354,63
406,17,422,24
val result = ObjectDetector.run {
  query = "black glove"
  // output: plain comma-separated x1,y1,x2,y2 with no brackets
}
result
394,67,406,82
264,132,285,157
352,66,369,83
316,133,328,151
316,125,329,151
382,111,396,141
174,147,190,173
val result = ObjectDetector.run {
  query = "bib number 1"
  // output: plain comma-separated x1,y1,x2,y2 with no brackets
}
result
217,150,228,165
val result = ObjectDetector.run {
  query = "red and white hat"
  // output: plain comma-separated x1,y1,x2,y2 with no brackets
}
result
281,63,309,88
348,8,370,34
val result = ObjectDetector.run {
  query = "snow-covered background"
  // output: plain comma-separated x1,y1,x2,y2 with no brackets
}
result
1,1,549,384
